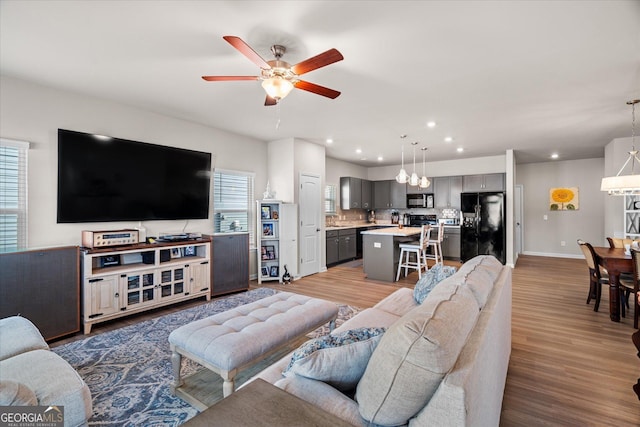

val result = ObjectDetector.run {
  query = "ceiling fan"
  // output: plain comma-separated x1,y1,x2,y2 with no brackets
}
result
202,36,344,106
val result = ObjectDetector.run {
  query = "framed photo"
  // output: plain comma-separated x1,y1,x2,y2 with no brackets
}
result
170,248,183,258
269,266,279,277
183,245,196,257
262,223,274,237
272,211,279,220
261,267,269,277
261,206,271,219
264,245,275,260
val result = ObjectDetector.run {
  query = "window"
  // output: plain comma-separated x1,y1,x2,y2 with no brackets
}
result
0,139,29,253
213,169,255,244
325,184,337,214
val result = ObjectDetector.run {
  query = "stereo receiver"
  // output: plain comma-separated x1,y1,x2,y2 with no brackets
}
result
82,229,139,248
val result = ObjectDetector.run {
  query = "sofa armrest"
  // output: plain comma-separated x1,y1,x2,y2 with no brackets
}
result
0,316,49,361
275,376,367,427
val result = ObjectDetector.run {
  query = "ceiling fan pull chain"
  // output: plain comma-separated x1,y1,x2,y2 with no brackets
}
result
275,102,281,130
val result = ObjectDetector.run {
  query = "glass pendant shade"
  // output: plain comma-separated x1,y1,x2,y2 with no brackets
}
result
419,176,431,189
601,100,640,195
396,168,408,184
409,172,419,186
261,77,294,100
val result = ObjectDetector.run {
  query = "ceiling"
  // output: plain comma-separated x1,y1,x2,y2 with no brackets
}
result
1,1,639,166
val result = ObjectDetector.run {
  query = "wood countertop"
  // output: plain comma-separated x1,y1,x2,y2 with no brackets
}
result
360,226,423,237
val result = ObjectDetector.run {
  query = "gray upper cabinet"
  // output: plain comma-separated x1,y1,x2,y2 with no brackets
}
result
340,177,362,209
361,179,372,209
462,173,505,192
374,180,407,209
434,176,462,209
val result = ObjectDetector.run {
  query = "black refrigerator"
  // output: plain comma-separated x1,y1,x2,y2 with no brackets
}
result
460,192,506,264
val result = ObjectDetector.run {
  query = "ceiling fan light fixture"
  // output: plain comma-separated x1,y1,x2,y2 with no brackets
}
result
601,99,640,195
261,77,294,101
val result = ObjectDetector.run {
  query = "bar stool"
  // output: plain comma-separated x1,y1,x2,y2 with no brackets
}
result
425,222,445,267
396,225,431,281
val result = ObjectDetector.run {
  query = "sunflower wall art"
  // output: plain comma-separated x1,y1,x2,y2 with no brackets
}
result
549,187,579,211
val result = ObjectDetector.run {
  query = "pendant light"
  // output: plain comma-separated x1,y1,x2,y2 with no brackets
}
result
601,99,640,195
408,142,419,186
395,135,409,184
419,147,431,189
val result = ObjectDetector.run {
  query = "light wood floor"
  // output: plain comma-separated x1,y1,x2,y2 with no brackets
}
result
52,255,640,425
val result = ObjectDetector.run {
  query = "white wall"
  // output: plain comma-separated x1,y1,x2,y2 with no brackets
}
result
516,158,606,257
0,76,268,249
267,138,295,203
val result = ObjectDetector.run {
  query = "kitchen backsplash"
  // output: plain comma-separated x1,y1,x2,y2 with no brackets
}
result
327,207,458,227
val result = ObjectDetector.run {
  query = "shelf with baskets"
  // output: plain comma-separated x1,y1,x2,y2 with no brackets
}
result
256,200,298,284
625,195,640,239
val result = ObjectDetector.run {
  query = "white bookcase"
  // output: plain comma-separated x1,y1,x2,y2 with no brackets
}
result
256,200,298,284
81,238,211,334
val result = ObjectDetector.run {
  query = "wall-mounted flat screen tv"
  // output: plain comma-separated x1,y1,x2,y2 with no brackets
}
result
57,129,212,223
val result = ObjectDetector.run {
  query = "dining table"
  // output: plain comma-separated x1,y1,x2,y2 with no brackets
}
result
592,246,632,322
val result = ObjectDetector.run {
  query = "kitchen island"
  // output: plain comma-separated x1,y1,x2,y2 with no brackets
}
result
361,226,423,282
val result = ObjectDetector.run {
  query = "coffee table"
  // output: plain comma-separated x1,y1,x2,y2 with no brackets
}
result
181,378,353,427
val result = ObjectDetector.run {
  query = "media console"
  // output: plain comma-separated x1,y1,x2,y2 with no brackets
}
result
81,237,212,334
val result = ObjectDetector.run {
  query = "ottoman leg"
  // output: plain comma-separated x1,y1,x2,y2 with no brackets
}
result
221,369,237,397
170,347,183,392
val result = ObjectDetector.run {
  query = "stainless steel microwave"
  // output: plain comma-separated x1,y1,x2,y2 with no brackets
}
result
407,193,434,208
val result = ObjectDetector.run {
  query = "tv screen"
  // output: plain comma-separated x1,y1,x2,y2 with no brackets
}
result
57,129,212,223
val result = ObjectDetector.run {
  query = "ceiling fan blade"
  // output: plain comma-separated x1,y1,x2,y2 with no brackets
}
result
294,80,341,99
222,36,271,69
291,48,344,75
202,76,258,81
264,95,278,106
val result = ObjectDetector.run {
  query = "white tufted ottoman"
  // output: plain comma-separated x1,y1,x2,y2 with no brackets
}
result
168,292,338,406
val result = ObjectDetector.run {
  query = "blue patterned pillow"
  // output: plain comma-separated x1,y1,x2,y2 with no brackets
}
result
413,264,458,304
283,327,386,391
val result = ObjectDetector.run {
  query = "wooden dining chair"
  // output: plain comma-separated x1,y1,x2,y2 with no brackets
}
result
619,248,640,329
577,239,609,312
396,225,431,281
607,237,640,249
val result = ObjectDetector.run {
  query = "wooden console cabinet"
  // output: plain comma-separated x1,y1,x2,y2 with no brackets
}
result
81,238,211,334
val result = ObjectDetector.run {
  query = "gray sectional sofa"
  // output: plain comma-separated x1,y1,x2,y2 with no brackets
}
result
252,255,512,426
0,316,92,427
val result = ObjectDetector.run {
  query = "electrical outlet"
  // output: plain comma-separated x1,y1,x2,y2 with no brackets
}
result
543,215,548,221
560,241,566,246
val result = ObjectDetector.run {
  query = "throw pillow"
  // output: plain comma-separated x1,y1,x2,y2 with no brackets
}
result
413,264,458,304
0,380,38,406
283,327,386,391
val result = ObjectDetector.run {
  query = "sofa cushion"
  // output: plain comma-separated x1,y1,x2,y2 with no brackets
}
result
456,255,502,308
275,376,368,426
283,327,386,391
413,264,458,304
0,316,49,361
372,287,418,317
0,380,38,406
0,349,92,427
356,284,480,426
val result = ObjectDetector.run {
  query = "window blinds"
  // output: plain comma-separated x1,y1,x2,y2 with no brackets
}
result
213,170,255,244
0,139,29,253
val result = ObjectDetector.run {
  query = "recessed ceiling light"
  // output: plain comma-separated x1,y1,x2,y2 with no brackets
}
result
456,147,464,153
427,121,436,128
326,138,333,144
356,148,362,154
551,153,559,159
377,156,383,161
444,136,453,142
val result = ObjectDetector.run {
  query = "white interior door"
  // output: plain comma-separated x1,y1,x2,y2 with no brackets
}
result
514,184,524,260
299,173,321,277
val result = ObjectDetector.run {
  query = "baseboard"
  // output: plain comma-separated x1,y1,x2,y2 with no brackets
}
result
522,251,583,260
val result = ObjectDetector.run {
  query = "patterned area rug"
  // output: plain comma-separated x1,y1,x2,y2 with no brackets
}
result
52,288,360,426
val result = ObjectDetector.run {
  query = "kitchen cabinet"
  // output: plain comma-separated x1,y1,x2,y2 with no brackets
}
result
373,180,407,209
361,179,372,209
462,173,505,192
326,228,356,265
406,179,433,194
326,230,340,265
341,177,372,210
441,227,461,260
434,176,462,209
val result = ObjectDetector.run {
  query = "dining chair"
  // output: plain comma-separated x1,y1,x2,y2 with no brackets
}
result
619,248,640,329
425,222,445,267
606,237,640,249
577,239,609,312
396,225,431,281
